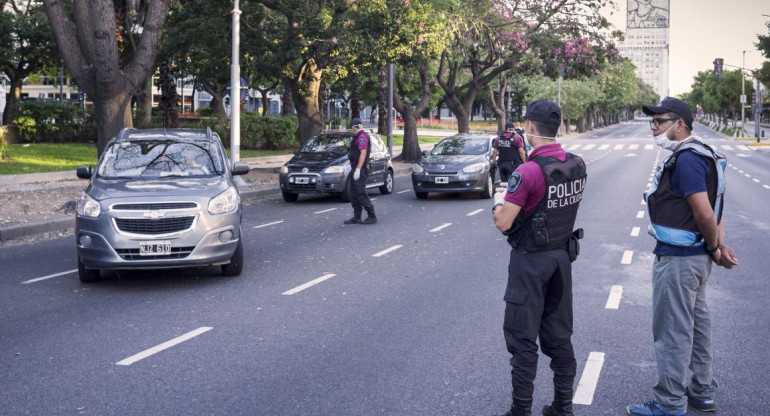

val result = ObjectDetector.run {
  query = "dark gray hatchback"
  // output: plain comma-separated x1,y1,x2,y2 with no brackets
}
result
74,128,250,282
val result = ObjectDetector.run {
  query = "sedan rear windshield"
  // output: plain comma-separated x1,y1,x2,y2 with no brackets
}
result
300,135,352,153
432,137,489,155
97,140,225,179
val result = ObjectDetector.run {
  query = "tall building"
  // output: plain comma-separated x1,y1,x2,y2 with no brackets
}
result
618,0,670,98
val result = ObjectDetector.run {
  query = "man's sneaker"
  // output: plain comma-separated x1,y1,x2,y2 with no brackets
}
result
687,396,716,412
626,400,685,416
360,216,377,224
343,217,361,225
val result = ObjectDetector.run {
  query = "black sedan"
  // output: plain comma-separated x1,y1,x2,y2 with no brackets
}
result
411,133,495,199
279,132,394,202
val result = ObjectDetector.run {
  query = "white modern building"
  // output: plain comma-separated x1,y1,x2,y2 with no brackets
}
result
617,0,670,99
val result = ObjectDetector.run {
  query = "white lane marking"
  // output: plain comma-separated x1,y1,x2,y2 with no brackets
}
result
613,144,625,150
314,208,338,214
764,185,770,189
621,250,634,265
737,153,750,158
737,145,751,151
467,209,485,216
645,144,654,150
430,223,453,232
283,273,336,295
721,145,734,150
636,211,645,219
21,269,78,284
582,144,596,150
641,199,647,205
568,144,581,151
599,144,610,150
116,327,213,366
605,286,623,309
397,190,411,194
573,352,606,405
738,170,744,173
744,174,751,178
253,220,284,229
373,245,403,257
753,179,760,183
628,144,639,150
630,227,641,237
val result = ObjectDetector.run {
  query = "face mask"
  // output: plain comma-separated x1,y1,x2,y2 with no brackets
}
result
653,124,678,151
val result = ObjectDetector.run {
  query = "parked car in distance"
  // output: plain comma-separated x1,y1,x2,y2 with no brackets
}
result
278,131,394,202
411,133,495,199
74,127,250,282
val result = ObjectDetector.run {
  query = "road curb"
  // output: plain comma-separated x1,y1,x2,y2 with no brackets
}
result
0,166,414,243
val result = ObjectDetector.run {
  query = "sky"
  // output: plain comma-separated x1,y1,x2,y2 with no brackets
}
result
601,0,770,97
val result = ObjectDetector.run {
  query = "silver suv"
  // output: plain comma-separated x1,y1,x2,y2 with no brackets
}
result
74,128,250,282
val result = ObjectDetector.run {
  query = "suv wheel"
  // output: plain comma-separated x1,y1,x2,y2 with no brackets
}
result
379,170,394,194
415,191,428,199
78,256,101,283
221,238,243,276
282,191,299,202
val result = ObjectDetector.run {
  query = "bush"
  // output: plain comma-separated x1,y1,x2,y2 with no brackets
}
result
239,114,299,150
0,129,7,160
12,102,87,143
196,107,213,117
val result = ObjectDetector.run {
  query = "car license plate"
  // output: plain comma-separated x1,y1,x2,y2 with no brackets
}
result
295,177,309,184
139,241,172,256
434,176,449,184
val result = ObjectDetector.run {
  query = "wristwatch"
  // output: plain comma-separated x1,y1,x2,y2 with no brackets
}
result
705,243,720,254
492,202,504,213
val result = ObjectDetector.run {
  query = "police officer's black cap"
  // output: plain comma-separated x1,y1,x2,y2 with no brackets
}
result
505,121,514,129
525,99,561,127
351,118,362,126
642,97,693,131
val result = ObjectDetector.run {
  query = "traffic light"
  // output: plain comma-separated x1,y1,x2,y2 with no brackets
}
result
713,58,723,79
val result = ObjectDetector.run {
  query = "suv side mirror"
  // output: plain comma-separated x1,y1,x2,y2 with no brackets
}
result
76,165,93,179
231,162,250,176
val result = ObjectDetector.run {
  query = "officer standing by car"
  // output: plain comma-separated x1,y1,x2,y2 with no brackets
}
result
492,122,527,184
491,99,587,416
344,118,377,225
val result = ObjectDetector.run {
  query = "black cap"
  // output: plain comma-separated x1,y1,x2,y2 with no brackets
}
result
505,121,514,129
642,97,693,130
525,99,561,126
351,118,362,126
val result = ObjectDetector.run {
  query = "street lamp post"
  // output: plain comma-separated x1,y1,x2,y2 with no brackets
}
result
741,50,746,136
230,0,242,164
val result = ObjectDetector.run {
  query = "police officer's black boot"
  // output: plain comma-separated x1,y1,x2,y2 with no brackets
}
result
361,208,377,224
541,365,576,416
497,365,535,416
344,211,362,224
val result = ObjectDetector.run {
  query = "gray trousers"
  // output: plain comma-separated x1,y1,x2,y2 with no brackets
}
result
652,254,718,410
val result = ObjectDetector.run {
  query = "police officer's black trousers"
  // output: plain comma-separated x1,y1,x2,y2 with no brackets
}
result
503,248,576,413
498,161,519,184
349,169,375,219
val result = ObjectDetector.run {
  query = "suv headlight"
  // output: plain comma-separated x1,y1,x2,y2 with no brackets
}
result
462,163,486,173
76,192,101,218
280,165,289,174
208,187,239,215
324,165,345,174
413,164,425,173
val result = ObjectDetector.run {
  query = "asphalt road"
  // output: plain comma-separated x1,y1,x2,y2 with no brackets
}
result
1,121,768,415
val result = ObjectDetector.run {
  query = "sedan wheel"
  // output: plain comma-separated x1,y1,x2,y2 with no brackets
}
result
282,191,299,202
415,191,428,199
77,256,101,283
480,175,493,199
379,170,394,194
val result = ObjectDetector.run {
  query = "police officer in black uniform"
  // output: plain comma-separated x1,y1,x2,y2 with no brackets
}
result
492,100,586,416
344,118,377,225
493,122,527,184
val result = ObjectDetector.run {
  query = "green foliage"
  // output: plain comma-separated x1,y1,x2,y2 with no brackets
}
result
196,107,214,117
0,128,8,160
0,143,97,174
12,102,87,143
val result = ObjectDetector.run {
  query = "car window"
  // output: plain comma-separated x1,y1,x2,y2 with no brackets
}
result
97,140,225,178
300,134,352,153
431,137,490,155
371,136,385,153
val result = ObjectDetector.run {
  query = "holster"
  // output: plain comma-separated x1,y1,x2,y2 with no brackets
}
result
567,228,583,262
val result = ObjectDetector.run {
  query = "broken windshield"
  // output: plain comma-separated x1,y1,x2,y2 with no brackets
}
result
97,140,225,179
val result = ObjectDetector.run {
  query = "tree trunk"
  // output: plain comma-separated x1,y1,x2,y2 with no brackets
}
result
442,90,472,133
290,65,323,145
136,76,153,126
350,72,361,123
210,93,226,120
93,92,133,155
2,78,22,125
577,117,586,133
398,106,422,162
281,78,293,117
261,91,270,116
377,64,387,134
486,78,507,135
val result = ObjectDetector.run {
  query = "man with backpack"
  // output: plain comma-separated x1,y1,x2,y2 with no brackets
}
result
493,122,527,184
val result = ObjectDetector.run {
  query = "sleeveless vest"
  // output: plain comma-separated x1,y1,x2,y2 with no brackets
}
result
506,153,587,252
497,132,524,164
349,131,371,169
645,141,726,247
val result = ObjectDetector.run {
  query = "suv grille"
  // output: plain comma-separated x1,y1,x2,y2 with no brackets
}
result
116,247,195,261
115,217,195,235
289,166,324,173
112,202,197,210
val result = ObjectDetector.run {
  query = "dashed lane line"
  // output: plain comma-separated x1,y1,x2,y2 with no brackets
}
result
753,179,760,183
613,144,624,150
253,220,284,229
737,145,751,151
605,286,623,309
599,144,610,150
116,327,213,366
630,227,641,237
636,211,645,219
629,144,639,150
568,144,581,151
372,245,404,257
282,273,336,296
621,250,634,265
467,209,485,216
397,190,412,194
721,145,734,150
314,208,338,214
764,185,770,189
430,223,453,232
573,352,606,406
645,144,654,150
21,269,77,284
582,144,596,150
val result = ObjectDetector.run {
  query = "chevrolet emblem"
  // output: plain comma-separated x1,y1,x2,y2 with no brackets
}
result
302,167,309,173
143,210,165,220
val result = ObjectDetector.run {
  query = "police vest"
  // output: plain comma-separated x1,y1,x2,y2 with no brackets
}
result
497,133,524,164
645,141,726,247
506,154,587,252
349,131,371,169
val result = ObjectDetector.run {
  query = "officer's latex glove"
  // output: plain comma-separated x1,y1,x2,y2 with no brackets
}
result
353,168,361,181
493,189,506,207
